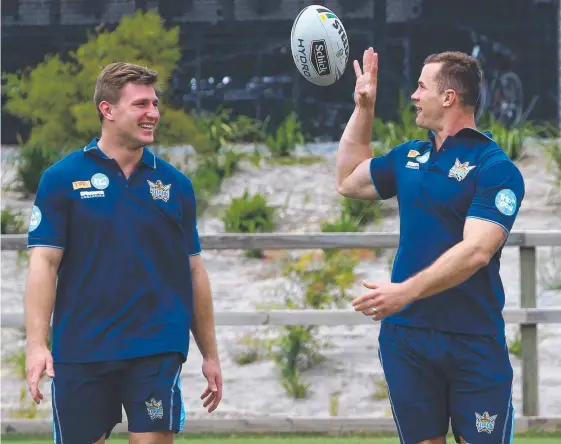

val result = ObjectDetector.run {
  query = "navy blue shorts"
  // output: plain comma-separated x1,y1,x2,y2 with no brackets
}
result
378,322,514,444
51,352,185,443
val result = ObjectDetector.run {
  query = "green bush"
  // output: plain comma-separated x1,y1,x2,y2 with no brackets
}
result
189,151,241,215
265,250,359,398
15,142,65,195
265,112,305,157
371,91,426,153
479,115,543,161
342,197,383,227
3,10,203,151
1,208,26,234
221,189,275,258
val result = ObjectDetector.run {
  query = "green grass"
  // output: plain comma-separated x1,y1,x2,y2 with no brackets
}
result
2,434,560,444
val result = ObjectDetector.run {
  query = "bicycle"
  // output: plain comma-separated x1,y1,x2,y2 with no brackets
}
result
470,29,524,128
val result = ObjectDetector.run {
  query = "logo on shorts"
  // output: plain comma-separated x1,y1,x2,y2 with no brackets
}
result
475,411,497,434
145,398,163,420
147,180,171,202
448,158,476,182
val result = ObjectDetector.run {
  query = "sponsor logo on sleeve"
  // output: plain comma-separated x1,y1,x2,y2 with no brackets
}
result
495,189,517,216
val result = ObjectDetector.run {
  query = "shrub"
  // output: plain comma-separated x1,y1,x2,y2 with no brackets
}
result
265,112,305,157
265,250,359,398
221,189,275,258
15,142,65,195
1,207,26,234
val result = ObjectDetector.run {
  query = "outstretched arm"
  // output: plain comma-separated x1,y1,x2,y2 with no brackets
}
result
352,218,507,319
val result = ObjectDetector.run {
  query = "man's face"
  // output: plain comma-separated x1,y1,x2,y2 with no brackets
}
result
109,82,160,148
411,63,446,130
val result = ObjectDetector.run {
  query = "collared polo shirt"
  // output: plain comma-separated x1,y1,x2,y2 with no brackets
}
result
28,138,201,363
370,128,525,336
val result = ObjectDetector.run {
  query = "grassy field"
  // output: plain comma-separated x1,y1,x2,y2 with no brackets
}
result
2,434,560,444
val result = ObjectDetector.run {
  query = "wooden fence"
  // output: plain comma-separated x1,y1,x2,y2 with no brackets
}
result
2,231,561,434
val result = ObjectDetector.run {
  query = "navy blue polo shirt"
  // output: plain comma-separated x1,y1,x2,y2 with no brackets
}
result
370,128,525,336
27,138,201,363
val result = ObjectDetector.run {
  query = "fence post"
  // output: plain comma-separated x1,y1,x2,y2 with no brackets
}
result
519,246,538,416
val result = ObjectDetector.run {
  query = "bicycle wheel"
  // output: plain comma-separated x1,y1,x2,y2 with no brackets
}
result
491,71,524,127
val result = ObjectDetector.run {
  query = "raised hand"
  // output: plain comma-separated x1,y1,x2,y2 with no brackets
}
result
353,47,379,109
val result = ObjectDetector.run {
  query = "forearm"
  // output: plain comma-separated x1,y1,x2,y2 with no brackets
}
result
25,259,57,348
404,241,489,301
190,265,219,360
336,104,375,187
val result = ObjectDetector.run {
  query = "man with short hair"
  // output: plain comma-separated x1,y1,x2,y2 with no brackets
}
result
338,49,525,444
24,62,223,444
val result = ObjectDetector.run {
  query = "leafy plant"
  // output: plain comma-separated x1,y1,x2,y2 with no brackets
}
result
265,112,305,157
371,91,426,152
3,10,204,152
342,197,383,228
221,189,275,258
265,250,359,398
479,114,542,161
15,141,65,195
1,207,26,234
188,150,241,215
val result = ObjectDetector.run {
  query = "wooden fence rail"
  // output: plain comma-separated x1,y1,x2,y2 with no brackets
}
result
2,231,561,428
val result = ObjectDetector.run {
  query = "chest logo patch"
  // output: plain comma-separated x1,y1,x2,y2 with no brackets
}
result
147,180,171,202
448,158,476,182
91,173,109,190
72,180,91,190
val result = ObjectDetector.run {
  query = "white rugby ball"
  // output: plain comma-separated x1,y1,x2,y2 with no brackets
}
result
290,5,350,86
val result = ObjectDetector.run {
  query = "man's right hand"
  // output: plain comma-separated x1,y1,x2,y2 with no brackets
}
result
353,47,379,109
26,345,55,404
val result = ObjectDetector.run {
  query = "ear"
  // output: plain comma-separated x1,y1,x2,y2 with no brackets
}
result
442,89,457,108
98,101,115,121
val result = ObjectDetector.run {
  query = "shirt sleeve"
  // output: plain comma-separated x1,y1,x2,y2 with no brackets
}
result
466,160,525,233
369,148,397,200
182,178,202,256
27,167,68,249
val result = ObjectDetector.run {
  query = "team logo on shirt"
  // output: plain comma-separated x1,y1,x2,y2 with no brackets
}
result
475,411,497,434
407,150,420,158
448,158,476,182
145,398,164,420
147,180,171,202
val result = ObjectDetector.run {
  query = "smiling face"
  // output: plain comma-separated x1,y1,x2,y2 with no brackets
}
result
108,82,160,148
410,62,447,130
94,62,160,150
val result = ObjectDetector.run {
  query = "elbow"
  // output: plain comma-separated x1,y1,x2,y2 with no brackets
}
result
336,180,353,198
472,246,492,269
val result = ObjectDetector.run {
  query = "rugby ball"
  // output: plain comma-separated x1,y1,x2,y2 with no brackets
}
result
290,5,349,86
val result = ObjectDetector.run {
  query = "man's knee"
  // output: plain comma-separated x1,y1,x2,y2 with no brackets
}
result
129,431,175,444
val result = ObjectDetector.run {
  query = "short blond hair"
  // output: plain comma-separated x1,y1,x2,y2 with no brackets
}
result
94,62,159,120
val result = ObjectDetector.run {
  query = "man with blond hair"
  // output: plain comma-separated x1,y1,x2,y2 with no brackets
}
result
24,62,222,444
339,49,525,444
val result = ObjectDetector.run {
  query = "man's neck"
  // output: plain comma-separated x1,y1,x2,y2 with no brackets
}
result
432,115,476,150
97,134,143,175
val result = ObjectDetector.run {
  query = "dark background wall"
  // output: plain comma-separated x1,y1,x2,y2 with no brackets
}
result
2,0,559,144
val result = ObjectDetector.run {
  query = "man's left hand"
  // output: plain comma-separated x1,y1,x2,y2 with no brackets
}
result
352,281,415,321
201,357,223,413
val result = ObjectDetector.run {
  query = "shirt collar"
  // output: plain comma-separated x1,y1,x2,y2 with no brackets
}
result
83,138,157,169
428,128,493,144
